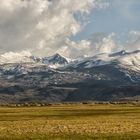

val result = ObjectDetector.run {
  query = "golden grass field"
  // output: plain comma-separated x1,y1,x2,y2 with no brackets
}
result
0,103,140,140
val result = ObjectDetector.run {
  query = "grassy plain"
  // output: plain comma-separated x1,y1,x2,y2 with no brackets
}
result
0,103,139,140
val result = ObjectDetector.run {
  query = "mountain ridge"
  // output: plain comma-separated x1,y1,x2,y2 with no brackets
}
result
0,50,140,104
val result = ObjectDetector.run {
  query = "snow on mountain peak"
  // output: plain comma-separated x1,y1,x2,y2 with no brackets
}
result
109,50,126,57
42,53,68,66
65,50,140,69
116,50,140,72
0,50,140,71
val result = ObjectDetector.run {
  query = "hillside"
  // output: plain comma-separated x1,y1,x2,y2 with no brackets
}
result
0,50,140,103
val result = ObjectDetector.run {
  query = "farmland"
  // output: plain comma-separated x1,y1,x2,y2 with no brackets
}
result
0,103,140,140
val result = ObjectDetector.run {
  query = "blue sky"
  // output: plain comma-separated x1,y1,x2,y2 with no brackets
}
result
74,0,140,43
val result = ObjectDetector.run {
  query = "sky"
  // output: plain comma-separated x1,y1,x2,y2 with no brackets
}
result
0,0,140,58
75,0,140,40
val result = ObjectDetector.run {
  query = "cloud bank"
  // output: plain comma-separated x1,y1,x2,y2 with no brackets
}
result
0,0,100,57
0,0,139,59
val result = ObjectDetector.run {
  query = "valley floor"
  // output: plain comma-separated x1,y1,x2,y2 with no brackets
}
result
0,103,140,140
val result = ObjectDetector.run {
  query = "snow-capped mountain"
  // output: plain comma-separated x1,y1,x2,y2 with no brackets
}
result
42,53,68,68
109,50,127,57
0,53,69,68
1,50,139,71
0,50,140,80
115,50,140,72
66,50,140,71
0,50,140,104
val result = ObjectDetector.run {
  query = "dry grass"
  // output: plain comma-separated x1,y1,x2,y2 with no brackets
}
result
0,103,139,139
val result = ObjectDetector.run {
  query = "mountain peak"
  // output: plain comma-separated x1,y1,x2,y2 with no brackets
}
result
42,53,68,66
53,53,61,57
109,50,127,57
51,53,64,59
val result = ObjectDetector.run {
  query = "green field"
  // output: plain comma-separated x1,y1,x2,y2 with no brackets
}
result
0,103,140,140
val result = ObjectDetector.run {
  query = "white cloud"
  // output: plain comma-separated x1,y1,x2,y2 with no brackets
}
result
130,31,140,37
63,38,91,58
0,0,101,56
125,30,140,51
92,33,117,54
56,33,119,58
0,50,32,63
0,0,139,59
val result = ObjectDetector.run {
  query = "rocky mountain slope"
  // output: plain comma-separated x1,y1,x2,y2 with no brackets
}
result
0,50,140,104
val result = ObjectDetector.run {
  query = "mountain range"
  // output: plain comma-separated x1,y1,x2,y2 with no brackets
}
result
0,50,140,104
